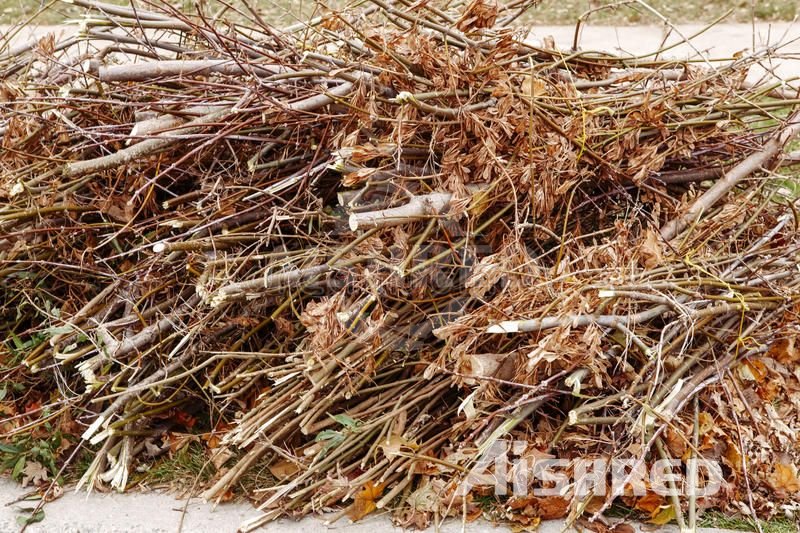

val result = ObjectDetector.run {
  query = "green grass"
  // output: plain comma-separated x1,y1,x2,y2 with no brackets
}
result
600,505,799,533
0,0,797,27
136,441,213,490
527,0,798,25
699,511,799,533
0,0,309,26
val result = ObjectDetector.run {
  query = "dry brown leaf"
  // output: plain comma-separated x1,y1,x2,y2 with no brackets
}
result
664,426,687,459
455,0,497,31
166,432,198,453
634,492,664,514
346,481,385,521
723,437,743,473
639,227,663,269
737,359,768,382
648,505,676,525
767,463,800,495
537,496,570,519
769,337,800,365
380,435,419,458
510,516,541,531
268,458,302,480
611,523,635,533
521,75,547,99
21,461,48,488
698,411,715,435
211,446,235,471
44,483,64,502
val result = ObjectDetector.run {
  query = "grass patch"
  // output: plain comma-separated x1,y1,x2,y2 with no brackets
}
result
234,454,277,499
699,511,799,533
0,0,310,27
0,0,797,27
581,503,800,533
137,441,213,490
527,0,797,25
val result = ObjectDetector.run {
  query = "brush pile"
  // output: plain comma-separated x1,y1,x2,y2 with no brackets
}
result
3,0,800,530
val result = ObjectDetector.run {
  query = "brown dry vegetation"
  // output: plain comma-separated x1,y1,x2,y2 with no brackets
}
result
0,0,797,26
2,0,800,531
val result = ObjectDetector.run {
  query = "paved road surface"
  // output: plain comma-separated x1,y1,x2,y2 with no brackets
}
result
0,478,742,533
2,22,799,81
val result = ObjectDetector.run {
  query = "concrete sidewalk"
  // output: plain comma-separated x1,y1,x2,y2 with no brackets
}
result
2,21,798,84
1,478,741,533
530,22,800,85
3,21,799,57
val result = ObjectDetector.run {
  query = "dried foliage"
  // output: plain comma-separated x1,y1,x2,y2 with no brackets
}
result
2,0,800,530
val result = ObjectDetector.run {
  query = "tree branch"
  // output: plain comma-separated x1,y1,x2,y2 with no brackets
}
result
660,110,800,241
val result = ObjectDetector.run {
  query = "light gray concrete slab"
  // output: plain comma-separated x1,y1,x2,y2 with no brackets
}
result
1,477,499,533
1,478,744,533
3,22,798,81
531,22,800,58
528,22,800,85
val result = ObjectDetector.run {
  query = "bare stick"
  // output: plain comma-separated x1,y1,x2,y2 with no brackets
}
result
348,192,451,231
63,108,232,178
99,60,288,82
126,104,226,144
486,304,671,334
63,81,358,178
206,265,331,307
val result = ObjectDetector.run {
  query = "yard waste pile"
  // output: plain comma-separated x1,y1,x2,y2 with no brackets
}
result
2,1,800,530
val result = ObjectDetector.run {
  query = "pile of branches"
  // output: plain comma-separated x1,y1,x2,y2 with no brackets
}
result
3,0,800,529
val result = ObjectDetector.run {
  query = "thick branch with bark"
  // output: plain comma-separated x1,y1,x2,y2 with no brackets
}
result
348,192,452,230
99,60,288,82
660,110,800,241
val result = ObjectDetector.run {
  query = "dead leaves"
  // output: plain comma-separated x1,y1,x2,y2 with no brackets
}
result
299,292,347,353
268,459,301,481
633,493,677,525
769,336,800,365
346,481,386,521
165,432,199,454
737,359,769,383
638,227,664,269
171,410,197,430
767,463,800,497
507,495,570,522
456,0,497,31
380,435,419,459
633,492,663,515
396,478,480,528
20,460,48,488
521,75,547,100
647,504,677,526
